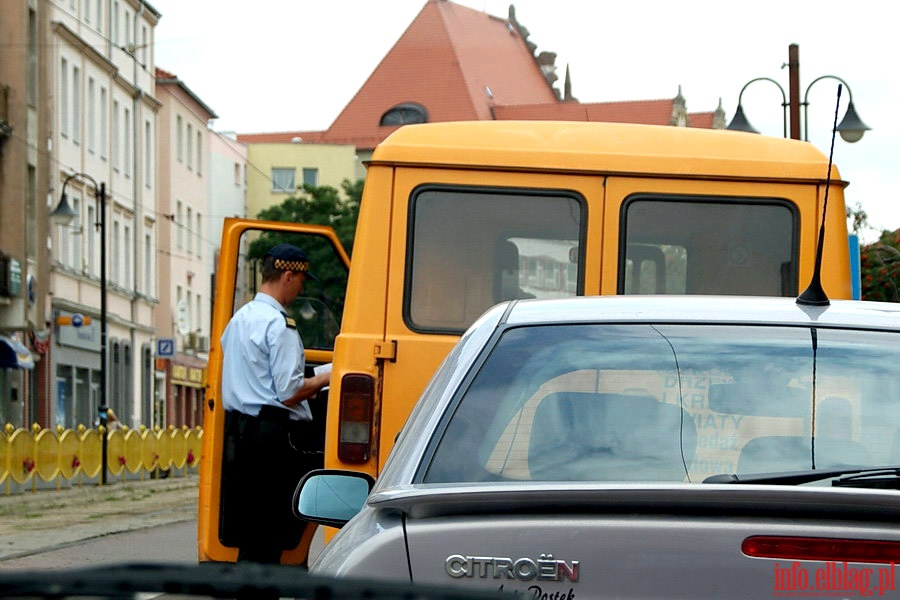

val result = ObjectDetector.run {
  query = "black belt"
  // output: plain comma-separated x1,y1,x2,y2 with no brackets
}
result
257,404,295,423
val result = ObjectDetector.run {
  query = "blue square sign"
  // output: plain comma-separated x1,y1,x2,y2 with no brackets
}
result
156,338,175,357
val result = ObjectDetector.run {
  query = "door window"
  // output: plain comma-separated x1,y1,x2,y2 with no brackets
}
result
620,196,798,296
407,187,585,333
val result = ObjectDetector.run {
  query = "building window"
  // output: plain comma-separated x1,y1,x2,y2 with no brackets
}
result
60,58,68,137
195,212,202,258
27,9,37,105
196,130,202,176
186,207,192,256
271,168,295,193
87,205,96,275
186,123,193,171
144,120,152,187
124,107,131,177
72,66,80,143
176,200,183,250
233,162,240,185
100,87,108,159
380,102,428,126
141,344,153,427
302,168,318,187
71,197,82,271
144,232,152,296
112,1,119,45
27,166,36,256
124,224,132,289
112,100,120,171
176,115,183,162
87,77,95,152
113,219,121,284
111,341,120,415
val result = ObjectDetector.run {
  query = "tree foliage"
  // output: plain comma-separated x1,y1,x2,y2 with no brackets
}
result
860,229,900,303
244,180,363,348
250,179,361,256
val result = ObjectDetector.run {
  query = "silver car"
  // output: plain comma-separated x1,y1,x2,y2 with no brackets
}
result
296,295,900,599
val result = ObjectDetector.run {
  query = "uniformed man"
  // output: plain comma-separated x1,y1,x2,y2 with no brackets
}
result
219,243,331,564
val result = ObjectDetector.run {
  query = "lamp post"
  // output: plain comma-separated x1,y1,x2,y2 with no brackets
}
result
51,172,108,485
727,44,870,143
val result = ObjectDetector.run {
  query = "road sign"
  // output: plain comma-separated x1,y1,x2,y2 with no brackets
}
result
157,338,175,357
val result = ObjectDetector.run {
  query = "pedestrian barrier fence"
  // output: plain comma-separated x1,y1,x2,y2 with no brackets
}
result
0,423,202,494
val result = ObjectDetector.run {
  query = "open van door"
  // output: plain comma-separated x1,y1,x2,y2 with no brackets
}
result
198,218,351,564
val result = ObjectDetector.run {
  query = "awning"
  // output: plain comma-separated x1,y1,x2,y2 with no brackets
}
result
0,335,35,369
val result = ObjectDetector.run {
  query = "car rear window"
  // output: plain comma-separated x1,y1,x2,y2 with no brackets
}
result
423,323,900,484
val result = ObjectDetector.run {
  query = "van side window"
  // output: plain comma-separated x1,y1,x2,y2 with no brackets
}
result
620,196,798,296
407,187,584,333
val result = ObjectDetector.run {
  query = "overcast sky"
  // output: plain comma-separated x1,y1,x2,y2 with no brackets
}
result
150,0,900,240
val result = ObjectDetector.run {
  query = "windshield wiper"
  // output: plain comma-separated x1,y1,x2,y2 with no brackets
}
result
0,562,506,600
703,466,900,487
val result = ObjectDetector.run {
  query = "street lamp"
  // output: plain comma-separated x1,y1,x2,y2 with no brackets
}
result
51,172,109,485
727,44,870,143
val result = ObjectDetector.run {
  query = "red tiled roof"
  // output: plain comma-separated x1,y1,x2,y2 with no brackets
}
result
236,131,326,144
687,112,716,128
493,100,721,129
493,99,680,125
234,1,723,150
320,0,557,149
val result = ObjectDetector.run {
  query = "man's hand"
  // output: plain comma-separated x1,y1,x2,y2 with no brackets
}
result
283,372,331,406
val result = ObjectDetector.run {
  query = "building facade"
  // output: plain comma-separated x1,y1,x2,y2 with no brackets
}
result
46,0,162,429
208,131,250,305
0,0,51,427
154,68,216,428
242,142,357,220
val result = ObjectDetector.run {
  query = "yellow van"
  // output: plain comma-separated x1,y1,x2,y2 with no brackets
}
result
198,120,853,563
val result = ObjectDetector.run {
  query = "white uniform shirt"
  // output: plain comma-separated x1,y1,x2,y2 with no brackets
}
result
220,292,311,421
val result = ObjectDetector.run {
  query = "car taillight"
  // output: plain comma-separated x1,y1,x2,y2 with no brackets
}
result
743,536,900,563
338,373,374,463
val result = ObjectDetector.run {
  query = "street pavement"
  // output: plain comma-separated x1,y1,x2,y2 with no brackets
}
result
0,474,198,561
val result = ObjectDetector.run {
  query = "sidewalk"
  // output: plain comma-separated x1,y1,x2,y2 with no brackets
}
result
0,474,198,560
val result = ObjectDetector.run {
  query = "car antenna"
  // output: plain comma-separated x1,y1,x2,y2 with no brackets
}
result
797,84,843,307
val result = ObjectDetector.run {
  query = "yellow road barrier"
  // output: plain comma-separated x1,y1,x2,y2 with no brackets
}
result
0,423,202,493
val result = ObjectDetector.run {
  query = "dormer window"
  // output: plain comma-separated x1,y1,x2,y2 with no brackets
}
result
380,103,428,126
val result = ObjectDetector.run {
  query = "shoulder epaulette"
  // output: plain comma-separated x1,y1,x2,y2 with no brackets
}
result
284,314,297,329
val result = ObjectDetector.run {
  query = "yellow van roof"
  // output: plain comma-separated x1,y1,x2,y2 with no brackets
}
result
370,121,842,183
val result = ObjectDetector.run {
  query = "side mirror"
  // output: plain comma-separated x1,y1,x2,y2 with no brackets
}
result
292,469,375,528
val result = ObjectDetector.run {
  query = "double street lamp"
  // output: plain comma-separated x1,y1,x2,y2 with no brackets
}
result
51,172,109,485
728,44,870,143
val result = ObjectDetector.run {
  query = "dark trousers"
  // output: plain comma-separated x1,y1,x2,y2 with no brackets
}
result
220,407,323,564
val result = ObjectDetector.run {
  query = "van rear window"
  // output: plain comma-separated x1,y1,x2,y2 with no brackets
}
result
407,187,584,333
620,196,799,296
